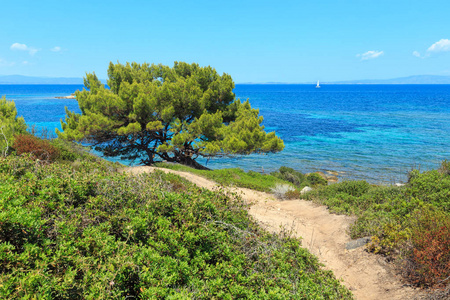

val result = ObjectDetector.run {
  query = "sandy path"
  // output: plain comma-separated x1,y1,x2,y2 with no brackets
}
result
126,166,419,300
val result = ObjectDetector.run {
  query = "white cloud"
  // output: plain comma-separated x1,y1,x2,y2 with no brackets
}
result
427,39,450,53
10,43,28,51
357,50,384,61
412,51,421,58
10,42,39,55
51,46,62,52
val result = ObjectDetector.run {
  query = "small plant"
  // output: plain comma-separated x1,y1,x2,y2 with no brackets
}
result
285,189,301,199
439,160,450,176
272,166,306,186
13,133,59,162
271,183,296,200
306,172,328,187
367,221,410,256
403,208,450,287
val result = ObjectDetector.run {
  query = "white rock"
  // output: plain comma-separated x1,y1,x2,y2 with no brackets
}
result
301,186,313,194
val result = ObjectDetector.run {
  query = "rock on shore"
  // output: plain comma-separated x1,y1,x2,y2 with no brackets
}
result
55,95,76,99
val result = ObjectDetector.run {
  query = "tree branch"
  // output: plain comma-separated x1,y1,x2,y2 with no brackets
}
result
0,126,9,157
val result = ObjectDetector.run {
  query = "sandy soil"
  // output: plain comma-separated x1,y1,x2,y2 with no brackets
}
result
125,166,421,300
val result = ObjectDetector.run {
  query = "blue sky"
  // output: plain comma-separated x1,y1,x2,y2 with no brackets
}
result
1,0,450,83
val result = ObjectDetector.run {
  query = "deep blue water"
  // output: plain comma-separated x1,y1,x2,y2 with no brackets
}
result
1,84,449,183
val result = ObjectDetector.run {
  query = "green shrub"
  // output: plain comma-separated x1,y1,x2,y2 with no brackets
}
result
49,138,98,162
0,97,27,156
271,167,328,188
439,160,450,176
405,168,450,212
0,155,352,299
271,166,306,187
155,163,292,192
271,183,296,200
306,173,328,187
303,162,450,288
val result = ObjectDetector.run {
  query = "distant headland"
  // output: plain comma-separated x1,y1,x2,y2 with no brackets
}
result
239,75,450,85
0,75,107,85
1,74,450,85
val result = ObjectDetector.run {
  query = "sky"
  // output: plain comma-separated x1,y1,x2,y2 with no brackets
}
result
1,0,450,83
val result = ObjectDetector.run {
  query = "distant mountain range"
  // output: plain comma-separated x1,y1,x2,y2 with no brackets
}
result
240,75,450,85
0,75,107,84
1,74,450,85
0,75,84,84
332,75,450,84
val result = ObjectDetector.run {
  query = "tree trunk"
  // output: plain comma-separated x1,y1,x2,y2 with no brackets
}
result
177,156,210,170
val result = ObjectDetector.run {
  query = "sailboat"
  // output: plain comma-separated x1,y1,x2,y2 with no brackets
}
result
316,80,320,88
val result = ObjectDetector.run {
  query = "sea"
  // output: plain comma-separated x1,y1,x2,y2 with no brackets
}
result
1,84,449,184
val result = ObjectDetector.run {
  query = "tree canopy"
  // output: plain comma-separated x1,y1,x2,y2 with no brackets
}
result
57,62,284,168
0,97,27,156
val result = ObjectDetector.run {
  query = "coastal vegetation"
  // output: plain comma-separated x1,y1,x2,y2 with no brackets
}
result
158,162,450,291
0,99,353,298
57,62,284,169
156,164,328,194
0,141,351,299
304,164,450,289
0,97,27,156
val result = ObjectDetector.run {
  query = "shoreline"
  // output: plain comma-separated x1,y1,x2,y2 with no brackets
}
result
55,95,76,99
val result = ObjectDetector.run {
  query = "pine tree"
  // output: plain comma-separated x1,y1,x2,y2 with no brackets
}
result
58,62,284,168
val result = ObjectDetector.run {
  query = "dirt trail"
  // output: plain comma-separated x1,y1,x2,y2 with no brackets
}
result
126,166,420,300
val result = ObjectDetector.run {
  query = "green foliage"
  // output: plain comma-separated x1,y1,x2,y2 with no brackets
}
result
155,162,292,193
0,97,27,156
0,155,352,299
271,166,306,187
271,167,328,189
49,138,103,163
406,166,450,212
303,162,450,288
438,159,450,176
306,173,328,187
58,62,284,168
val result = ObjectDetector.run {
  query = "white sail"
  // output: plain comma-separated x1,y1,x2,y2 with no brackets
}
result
316,80,320,88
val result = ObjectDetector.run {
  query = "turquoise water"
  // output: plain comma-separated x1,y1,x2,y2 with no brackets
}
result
1,84,449,183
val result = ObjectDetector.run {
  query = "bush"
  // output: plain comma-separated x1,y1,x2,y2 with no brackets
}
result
13,133,59,162
0,97,27,156
406,168,450,212
271,183,296,200
271,167,328,189
304,162,450,289
439,160,450,176
0,155,352,299
403,208,450,288
306,173,328,187
285,189,301,199
50,138,99,163
272,166,306,187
